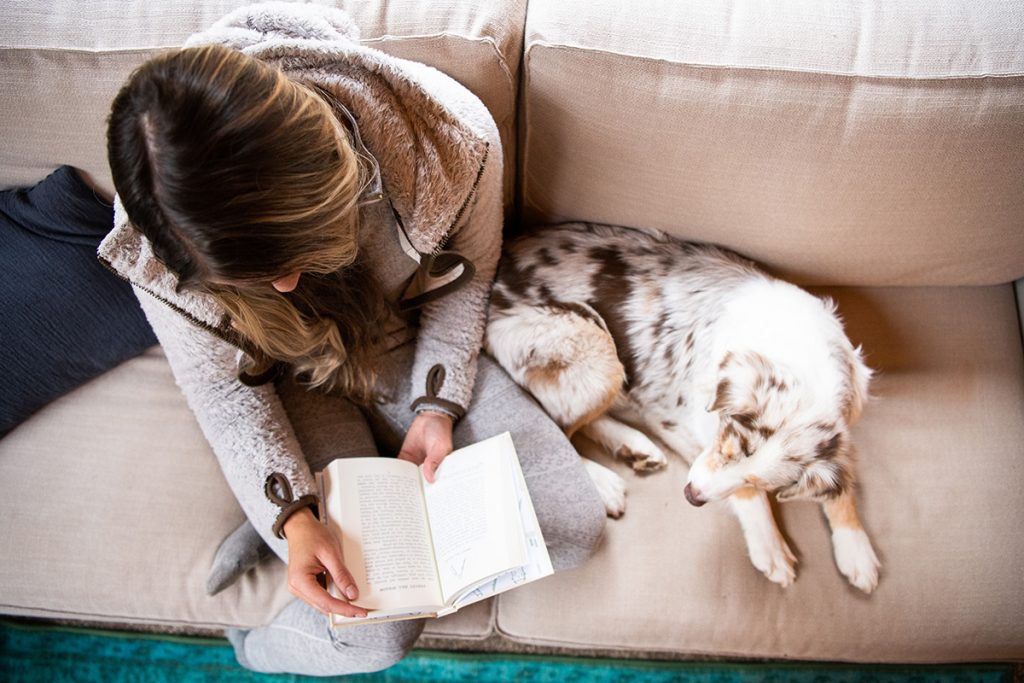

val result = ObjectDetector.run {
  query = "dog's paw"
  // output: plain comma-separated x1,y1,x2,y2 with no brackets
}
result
613,434,668,472
581,458,627,518
747,535,798,587
832,527,880,593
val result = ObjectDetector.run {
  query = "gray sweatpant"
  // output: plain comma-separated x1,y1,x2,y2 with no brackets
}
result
228,342,607,675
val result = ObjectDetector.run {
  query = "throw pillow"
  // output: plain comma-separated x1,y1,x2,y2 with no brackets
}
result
0,166,156,436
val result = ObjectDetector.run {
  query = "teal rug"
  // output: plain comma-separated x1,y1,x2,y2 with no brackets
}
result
0,620,1014,683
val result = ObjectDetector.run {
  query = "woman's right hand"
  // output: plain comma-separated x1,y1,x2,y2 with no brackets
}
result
282,508,368,618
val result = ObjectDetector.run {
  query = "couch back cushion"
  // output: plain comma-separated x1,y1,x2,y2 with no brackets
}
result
0,0,525,207
520,0,1024,286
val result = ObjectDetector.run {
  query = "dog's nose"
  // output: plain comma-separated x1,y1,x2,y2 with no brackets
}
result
684,482,706,507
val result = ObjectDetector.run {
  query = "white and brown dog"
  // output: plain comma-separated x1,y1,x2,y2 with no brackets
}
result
484,223,880,592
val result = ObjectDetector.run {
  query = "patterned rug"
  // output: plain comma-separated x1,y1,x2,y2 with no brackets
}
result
0,620,1014,683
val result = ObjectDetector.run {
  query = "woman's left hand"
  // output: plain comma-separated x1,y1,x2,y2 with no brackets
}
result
398,410,454,483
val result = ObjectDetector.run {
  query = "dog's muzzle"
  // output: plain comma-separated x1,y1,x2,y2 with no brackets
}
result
683,482,706,507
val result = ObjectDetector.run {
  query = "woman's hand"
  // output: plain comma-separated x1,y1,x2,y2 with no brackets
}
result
282,508,368,618
398,410,454,483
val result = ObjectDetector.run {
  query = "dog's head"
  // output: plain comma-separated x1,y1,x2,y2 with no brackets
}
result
684,345,871,506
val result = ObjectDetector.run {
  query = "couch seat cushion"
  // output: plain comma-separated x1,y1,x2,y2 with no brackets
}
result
494,284,1024,663
0,346,493,640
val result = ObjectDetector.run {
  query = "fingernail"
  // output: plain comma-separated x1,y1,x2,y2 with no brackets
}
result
345,586,358,600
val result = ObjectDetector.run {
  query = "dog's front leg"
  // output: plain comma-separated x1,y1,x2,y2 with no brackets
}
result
646,420,703,465
729,488,797,587
579,415,668,472
578,456,627,518
823,491,880,593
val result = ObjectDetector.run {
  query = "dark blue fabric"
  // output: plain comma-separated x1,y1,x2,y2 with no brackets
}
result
0,166,156,436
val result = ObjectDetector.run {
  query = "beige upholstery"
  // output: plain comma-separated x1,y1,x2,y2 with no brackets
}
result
0,346,494,639
520,0,1024,286
0,349,290,629
2,0,1023,666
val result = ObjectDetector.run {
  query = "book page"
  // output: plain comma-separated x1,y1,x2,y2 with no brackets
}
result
422,432,527,605
451,440,554,609
322,457,443,612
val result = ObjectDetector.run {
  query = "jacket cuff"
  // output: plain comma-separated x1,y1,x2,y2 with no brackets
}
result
410,364,467,422
265,473,320,539
411,397,465,421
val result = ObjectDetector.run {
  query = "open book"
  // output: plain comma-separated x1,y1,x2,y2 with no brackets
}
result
316,431,553,625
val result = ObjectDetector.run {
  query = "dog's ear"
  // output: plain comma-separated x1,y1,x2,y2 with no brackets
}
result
777,459,849,502
707,351,768,418
709,377,733,413
835,343,872,425
778,432,855,501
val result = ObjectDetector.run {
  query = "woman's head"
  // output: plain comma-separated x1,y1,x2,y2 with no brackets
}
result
108,45,386,398
108,44,363,289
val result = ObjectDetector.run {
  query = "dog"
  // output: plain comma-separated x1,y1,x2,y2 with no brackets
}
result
484,222,880,593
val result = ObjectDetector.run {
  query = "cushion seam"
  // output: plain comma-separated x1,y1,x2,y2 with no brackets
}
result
523,39,1024,81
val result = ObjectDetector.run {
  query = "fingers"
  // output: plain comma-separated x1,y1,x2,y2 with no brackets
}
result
422,462,435,484
423,419,454,483
421,434,454,483
397,448,423,465
421,454,443,483
286,533,368,618
320,548,360,603
289,571,368,618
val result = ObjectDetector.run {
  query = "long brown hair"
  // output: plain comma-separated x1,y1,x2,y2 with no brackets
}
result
107,44,389,402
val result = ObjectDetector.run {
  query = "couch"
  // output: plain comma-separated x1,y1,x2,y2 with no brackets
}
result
2,0,1023,665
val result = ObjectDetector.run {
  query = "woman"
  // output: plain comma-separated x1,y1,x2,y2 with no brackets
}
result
100,4,604,676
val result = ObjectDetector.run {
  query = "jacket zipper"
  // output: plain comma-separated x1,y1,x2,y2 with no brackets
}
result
97,254,249,353
431,142,490,257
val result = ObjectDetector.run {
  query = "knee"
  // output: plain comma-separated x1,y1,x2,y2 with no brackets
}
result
348,645,409,674
542,467,608,571
568,479,608,564
327,618,422,674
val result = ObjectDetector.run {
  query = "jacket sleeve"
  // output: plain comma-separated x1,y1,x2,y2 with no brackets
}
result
407,109,504,419
134,287,317,543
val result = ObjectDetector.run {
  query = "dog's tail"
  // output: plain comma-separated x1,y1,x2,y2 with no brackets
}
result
485,302,625,436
